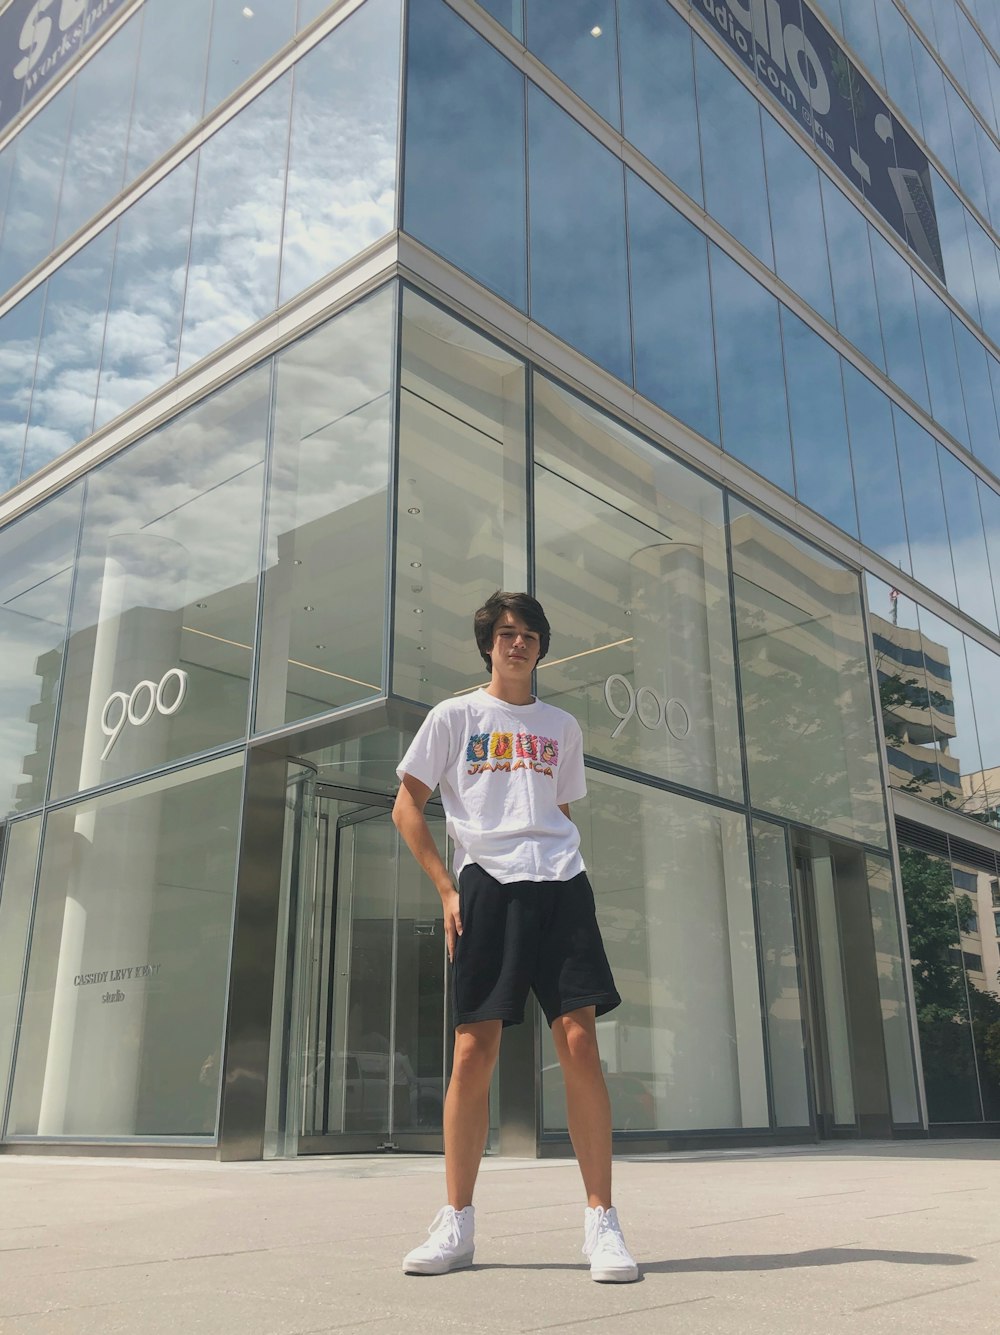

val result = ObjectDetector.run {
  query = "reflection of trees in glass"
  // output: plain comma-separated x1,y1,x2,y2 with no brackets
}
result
899,845,1000,1120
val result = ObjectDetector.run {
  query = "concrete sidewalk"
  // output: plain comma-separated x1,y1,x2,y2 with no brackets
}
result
1,1140,999,1334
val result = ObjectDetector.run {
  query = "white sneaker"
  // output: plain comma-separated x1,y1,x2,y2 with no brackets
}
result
583,1205,639,1282
403,1205,475,1275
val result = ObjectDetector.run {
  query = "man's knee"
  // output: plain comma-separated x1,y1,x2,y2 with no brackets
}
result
451,1023,502,1082
553,1010,601,1068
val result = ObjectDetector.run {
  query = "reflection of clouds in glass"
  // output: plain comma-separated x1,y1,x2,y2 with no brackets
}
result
0,88,72,294
279,0,399,303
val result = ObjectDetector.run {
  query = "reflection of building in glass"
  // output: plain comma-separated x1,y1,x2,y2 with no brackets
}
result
2,0,1000,1155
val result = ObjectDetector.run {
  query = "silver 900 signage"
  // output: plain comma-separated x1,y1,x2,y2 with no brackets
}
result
0,0,131,136
100,669,189,760
604,674,691,742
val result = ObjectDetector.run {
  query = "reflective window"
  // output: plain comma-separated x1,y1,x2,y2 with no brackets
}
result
842,363,910,571
393,291,527,703
627,173,718,444
0,286,44,491
976,123,1000,238
0,86,73,297
50,368,269,800
965,217,1000,348
22,228,116,480
178,75,291,374
752,819,810,1127
527,85,630,384
0,817,40,1119
126,0,211,181
533,376,743,801
257,288,393,731
7,755,243,1139
0,486,81,816
619,0,701,204
937,445,998,632
821,179,885,371
915,602,984,810
842,0,884,84
866,851,919,1123
893,405,956,602
952,319,1000,476
711,248,793,494
874,0,924,135
869,229,929,410
930,169,979,319
694,40,773,268
913,275,969,447
474,0,523,38
910,33,959,182
977,479,1000,635
781,309,857,537
404,0,525,310
525,0,619,129
206,0,294,108
95,159,197,432
55,17,139,246
541,771,768,1132
944,83,988,220
964,636,1000,794
761,114,834,326
731,502,887,848
280,0,400,305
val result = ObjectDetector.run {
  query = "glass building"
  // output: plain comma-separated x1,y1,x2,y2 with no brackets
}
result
0,0,999,1158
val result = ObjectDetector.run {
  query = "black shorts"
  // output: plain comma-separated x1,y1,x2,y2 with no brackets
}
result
451,864,621,1028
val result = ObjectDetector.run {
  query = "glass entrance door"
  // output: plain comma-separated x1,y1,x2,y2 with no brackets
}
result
297,787,448,1153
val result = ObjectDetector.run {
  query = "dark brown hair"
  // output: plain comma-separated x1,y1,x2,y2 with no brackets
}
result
474,591,551,671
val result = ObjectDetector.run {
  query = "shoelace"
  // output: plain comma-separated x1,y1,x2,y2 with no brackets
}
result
424,1206,465,1255
583,1209,630,1259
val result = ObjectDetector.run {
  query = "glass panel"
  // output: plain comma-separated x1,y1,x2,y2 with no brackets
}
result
474,0,523,38
618,0,701,204
50,369,268,799
892,404,957,602
899,842,981,1121
780,308,858,537
22,227,115,480
965,217,1000,348
541,771,768,1132
752,819,810,1127
842,0,884,84
874,0,924,135
866,575,947,805
761,113,835,325
731,502,888,847
915,603,985,816
54,17,139,245
951,848,1000,1120
952,320,1000,476
806,843,855,1125
820,178,885,370
627,173,718,444
393,290,527,704
842,363,910,571
7,754,243,1138
865,852,921,1123
126,0,210,180
533,376,743,801
930,169,979,319
257,288,393,731
913,275,969,447
527,85,631,384
0,817,40,1115
976,124,1000,241
404,0,525,310
0,486,82,817
525,0,619,129
178,75,290,373
280,0,400,305
910,32,959,182
205,0,294,108
944,83,988,220
869,229,930,411
0,86,73,297
711,247,794,494
94,159,197,431
964,636,1000,805
0,285,45,491
694,40,773,268
937,446,997,632
978,479,1000,644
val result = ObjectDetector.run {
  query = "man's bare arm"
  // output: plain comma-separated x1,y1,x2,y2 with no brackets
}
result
392,773,462,959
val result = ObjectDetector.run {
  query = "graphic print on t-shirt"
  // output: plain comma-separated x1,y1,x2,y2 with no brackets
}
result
467,731,559,777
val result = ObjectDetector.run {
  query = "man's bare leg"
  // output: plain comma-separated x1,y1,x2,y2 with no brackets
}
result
551,1006,612,1208
445,1019,503,1209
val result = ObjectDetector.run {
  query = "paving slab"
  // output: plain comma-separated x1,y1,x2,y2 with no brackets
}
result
1,1141,998,1334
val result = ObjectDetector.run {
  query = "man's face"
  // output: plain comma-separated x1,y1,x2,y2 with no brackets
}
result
490,611,542,676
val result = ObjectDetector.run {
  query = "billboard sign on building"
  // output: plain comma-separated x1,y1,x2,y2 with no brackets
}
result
693,0,945,281
0,0,131,138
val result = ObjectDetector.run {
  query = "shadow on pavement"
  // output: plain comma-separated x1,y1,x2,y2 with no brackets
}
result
638,1248,975,1273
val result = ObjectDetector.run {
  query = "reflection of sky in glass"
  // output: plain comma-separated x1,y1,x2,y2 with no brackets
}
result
126,0,211,180
843,363,910,572
0,287,44,492
206,0,294,108
179,75,291,372
762,113,833,325
869,230,929,412
821,178,885,372
0,87,72,296
937,446,999,633
952,319,1000,476
913,276,969,448
280,0,400,304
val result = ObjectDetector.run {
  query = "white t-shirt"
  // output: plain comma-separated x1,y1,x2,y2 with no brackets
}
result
396,688,587,884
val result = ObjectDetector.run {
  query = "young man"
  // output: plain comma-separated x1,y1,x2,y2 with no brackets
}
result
392,591,638,1283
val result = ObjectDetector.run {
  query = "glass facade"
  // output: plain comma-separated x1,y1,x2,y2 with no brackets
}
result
1,0,999,1152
